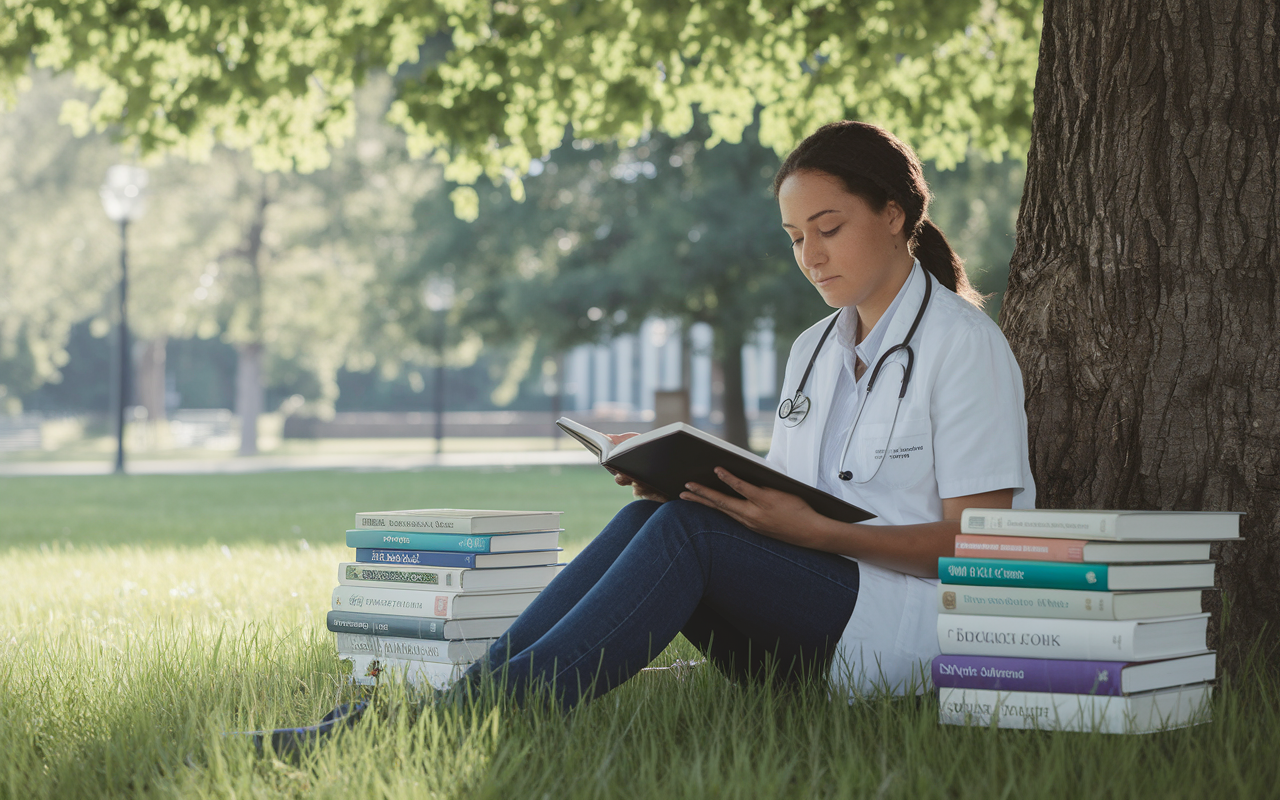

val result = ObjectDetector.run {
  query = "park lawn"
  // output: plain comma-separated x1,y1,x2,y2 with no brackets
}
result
0,470,1276,799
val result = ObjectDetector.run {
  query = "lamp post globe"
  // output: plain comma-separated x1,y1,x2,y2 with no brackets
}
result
99,165,148,474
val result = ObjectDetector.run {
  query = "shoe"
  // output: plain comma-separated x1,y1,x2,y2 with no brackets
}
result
226,701,368,759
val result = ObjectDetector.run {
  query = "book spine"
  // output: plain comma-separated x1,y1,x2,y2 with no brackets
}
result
326,611,448,640
939,557,1111,591
341,654,467,690
954,535,1085,562
355,548,478,568
932,654,1128,695
937,584,1124,620
940,687,1121,731
936,614,1140,659
339,563,467,589
355,513,477,533
938,686,1210,733
347,530,496,553
960,510,1116,539
333,633,484,663
332,586,455,618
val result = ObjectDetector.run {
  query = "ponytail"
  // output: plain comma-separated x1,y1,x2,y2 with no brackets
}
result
912,218,983,308
773,121,984,310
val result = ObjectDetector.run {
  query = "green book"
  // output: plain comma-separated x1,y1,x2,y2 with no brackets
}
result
937,557,1216,591
346,529,560,553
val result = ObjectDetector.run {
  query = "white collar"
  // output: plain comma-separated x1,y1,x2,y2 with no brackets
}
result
834,258,923,375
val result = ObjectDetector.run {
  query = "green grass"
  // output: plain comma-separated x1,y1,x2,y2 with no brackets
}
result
0,467,622,549
1,470,1277,799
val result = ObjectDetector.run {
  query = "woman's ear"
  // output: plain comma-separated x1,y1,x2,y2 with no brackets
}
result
884,200,907,237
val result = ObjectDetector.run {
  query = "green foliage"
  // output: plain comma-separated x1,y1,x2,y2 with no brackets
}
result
390,119,824,348
0,70,233,409
396,0,1041,194
0,0,440,172
1,0,1041,188
924,154,1026,318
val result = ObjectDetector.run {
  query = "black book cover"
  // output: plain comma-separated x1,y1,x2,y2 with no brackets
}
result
601,428,873,525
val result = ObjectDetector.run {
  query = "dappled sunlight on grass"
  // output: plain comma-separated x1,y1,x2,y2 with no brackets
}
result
1,542,338,639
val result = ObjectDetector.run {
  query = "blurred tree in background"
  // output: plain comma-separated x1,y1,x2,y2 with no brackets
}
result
0,1,1039,446
0,73,437,453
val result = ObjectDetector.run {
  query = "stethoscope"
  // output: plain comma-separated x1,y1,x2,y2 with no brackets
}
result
777,272,932,482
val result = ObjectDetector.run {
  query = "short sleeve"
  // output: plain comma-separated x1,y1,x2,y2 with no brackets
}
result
929,319,1031,501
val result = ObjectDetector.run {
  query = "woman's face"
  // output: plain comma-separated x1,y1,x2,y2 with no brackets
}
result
777,169,910,311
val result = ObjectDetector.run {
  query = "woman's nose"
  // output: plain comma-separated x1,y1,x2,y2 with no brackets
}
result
802,239,826,270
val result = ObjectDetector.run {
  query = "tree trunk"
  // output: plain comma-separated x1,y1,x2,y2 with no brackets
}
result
1001,0,1280,667
719,326,750,449
235,179,271,456
236,342,263,456
134,337,167,422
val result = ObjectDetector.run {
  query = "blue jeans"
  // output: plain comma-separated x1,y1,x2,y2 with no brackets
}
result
458,499,861,708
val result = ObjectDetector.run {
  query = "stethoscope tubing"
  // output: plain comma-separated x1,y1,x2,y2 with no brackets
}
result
778,272,933,480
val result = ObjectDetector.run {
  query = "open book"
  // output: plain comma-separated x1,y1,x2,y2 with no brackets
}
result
556,417,873,524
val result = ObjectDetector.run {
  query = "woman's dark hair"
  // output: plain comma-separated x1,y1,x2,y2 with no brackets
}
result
771,121,983,308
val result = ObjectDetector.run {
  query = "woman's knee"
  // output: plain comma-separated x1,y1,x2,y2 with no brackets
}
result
640,498,727,545
650,498,723,525
597,500,664,545
619,499,663,527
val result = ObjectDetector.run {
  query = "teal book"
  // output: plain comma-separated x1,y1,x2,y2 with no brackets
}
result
937,557,1216,591
346,529,560,553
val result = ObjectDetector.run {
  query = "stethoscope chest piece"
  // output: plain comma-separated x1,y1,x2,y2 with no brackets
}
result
778,392,811,428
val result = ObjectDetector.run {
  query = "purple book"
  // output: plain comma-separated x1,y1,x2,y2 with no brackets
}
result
931,653,1216,696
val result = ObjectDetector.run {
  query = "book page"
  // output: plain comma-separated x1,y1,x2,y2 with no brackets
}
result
555,417,613,460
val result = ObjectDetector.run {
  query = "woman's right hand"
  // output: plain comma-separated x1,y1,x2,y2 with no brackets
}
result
604,433,668,502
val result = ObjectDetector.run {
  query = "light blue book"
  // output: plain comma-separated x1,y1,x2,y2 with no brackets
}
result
346,529,560,553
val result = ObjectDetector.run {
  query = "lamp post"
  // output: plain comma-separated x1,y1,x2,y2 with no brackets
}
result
423,276,455,455
99,165,148,474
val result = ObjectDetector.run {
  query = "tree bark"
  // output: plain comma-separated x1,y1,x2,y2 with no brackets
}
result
1001,0,1279,666
235,180,270,456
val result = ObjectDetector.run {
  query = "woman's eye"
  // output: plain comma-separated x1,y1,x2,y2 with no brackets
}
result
819,225,842,237
790,238,803,247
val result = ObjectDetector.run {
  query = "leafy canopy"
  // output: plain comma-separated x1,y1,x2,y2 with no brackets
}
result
1,0,1040,216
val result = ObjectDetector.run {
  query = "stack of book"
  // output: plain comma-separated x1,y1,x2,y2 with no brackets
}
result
934,508,1240,733
326,508,564,690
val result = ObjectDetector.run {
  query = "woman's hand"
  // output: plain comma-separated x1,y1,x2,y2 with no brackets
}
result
680,467,830,548
604,433,669,502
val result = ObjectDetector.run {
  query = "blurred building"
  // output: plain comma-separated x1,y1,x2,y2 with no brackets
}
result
563,319,777,427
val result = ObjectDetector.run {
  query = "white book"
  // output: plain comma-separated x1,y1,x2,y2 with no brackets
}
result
338,562,564,592
333,633,496,664
353,508,562,534
937,613,1209,660
960,508,1241,541
939,684,1212,733
937,584,1203,620
342,653,470,690
332,585,540,619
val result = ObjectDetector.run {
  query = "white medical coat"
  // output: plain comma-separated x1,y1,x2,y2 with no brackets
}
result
767,263,1036,697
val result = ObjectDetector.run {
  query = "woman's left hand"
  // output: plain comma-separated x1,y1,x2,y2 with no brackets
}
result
680,467,830,549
